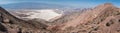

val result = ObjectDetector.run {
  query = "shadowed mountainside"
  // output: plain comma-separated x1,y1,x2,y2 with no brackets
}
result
0,6,49,33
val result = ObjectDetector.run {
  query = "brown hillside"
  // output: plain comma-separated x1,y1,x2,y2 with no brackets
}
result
0,7,49,33
47,3,120,33
0,3,120,33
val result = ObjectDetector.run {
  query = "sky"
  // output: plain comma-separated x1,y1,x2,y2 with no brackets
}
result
0,0,120,8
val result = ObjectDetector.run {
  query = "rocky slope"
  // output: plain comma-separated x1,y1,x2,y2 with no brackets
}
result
47,3,120,33
0,6,49,33
0,3,120,33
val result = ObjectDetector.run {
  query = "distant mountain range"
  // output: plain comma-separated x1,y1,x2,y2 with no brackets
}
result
1,3,120,33
1,2,69,9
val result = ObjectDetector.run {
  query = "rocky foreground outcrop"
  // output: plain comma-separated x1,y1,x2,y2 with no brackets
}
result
0,7,49,33
0,3,120,33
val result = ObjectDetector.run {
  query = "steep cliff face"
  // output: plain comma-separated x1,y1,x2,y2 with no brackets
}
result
47,3,120,33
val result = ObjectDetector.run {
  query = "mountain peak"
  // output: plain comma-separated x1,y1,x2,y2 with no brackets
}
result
94,3,115,10
47,3,120,31
104,3,113,6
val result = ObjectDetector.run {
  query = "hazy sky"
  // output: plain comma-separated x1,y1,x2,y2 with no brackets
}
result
0,0,120,8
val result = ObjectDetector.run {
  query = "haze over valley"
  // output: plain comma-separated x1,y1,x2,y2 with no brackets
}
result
0,0,120,33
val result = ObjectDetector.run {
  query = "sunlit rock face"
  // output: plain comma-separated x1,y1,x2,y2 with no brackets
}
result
22,9,63,21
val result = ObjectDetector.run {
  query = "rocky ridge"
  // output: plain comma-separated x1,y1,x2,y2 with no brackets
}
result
0,3,120,33
0,7,49,33
47,3,120,33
